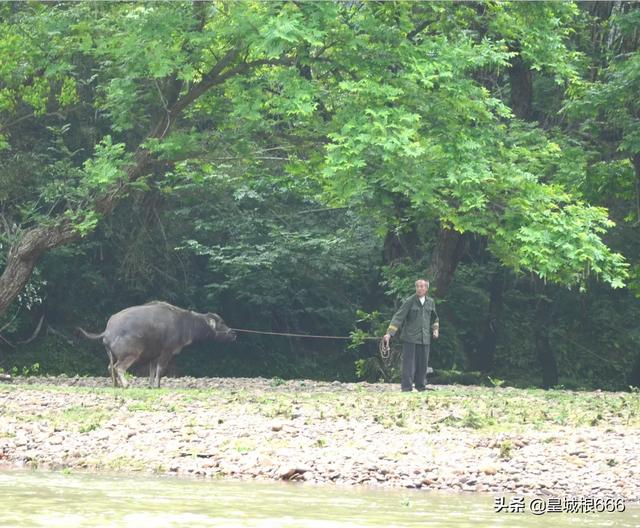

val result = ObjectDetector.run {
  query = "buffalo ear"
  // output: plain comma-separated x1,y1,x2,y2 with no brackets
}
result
206,317,217,331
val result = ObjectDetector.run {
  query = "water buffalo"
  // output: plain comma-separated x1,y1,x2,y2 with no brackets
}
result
78,301,236,388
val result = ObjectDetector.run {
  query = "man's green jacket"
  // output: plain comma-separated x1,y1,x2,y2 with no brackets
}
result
387,295,439,345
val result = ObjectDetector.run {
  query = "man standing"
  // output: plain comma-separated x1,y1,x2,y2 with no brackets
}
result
383,279,439,392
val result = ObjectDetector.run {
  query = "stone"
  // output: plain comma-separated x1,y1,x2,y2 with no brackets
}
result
479,464,498,475
279,466,310,480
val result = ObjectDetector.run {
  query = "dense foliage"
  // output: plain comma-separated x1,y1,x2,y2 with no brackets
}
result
1,1,639,390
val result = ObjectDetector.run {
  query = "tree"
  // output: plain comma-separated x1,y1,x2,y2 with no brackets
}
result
0,1,319,316
0,2,628,333
317,2,627,293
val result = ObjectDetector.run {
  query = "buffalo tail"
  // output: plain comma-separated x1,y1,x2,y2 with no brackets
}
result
76,327,105,340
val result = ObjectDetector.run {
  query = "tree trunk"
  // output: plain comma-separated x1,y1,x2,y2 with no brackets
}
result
633,154,640,224
0,150,153,317
425,227,465,298
474,267,505,372
383,225,419,265
459,45,526,375
534,278,558,389
382,195,421,264
628,155,640,387
630,355,640,387
0,225,78,315
470,42,532,373
509,45,559,388
509,52,533,120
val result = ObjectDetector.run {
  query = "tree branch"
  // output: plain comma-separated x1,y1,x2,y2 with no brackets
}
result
0,39,295,317
171,50,293,117
17,314,45,345
407,19,430,42
0,333,15,348
0,307,20,334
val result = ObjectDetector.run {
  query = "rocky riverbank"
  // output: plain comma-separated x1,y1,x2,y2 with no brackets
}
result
1,375,639,502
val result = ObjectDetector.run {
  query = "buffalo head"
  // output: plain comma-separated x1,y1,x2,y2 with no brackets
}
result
205,313,236,341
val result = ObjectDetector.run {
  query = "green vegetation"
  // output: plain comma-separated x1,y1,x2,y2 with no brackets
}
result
499,440,513,460
54,406,111,433
0,2,639,390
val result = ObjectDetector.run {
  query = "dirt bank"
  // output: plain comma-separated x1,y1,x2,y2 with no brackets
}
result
1,376,638,502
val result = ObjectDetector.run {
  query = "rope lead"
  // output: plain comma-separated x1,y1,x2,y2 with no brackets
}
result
231,327,380,341
231,327,389,364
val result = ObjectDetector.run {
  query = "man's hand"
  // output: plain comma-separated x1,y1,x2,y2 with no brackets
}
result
383,333,391,346
433,328,439,339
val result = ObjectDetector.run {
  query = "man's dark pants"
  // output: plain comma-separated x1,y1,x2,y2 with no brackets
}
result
401,341,430,391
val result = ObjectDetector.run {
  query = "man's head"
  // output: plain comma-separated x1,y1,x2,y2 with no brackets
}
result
415,279,429,297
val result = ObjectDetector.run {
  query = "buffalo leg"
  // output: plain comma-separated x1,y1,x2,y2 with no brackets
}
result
152,361,165,389
106,347,118,387
154,351,178,388
149,359,158,388
154,360,168,388
108,363,119,388
113,355,138,389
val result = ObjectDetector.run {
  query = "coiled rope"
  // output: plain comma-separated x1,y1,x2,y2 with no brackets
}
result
379,338,392,360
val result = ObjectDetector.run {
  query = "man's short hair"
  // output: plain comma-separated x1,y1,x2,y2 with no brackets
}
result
415,279,430,288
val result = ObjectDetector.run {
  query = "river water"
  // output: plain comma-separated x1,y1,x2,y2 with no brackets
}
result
0,470,637,528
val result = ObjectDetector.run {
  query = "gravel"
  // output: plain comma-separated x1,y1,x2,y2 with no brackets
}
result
1,375,638,502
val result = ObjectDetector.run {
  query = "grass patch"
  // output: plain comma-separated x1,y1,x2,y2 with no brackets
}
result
233,438,256,453
52,406,111,433
499,440,513,459
106,456,147,472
